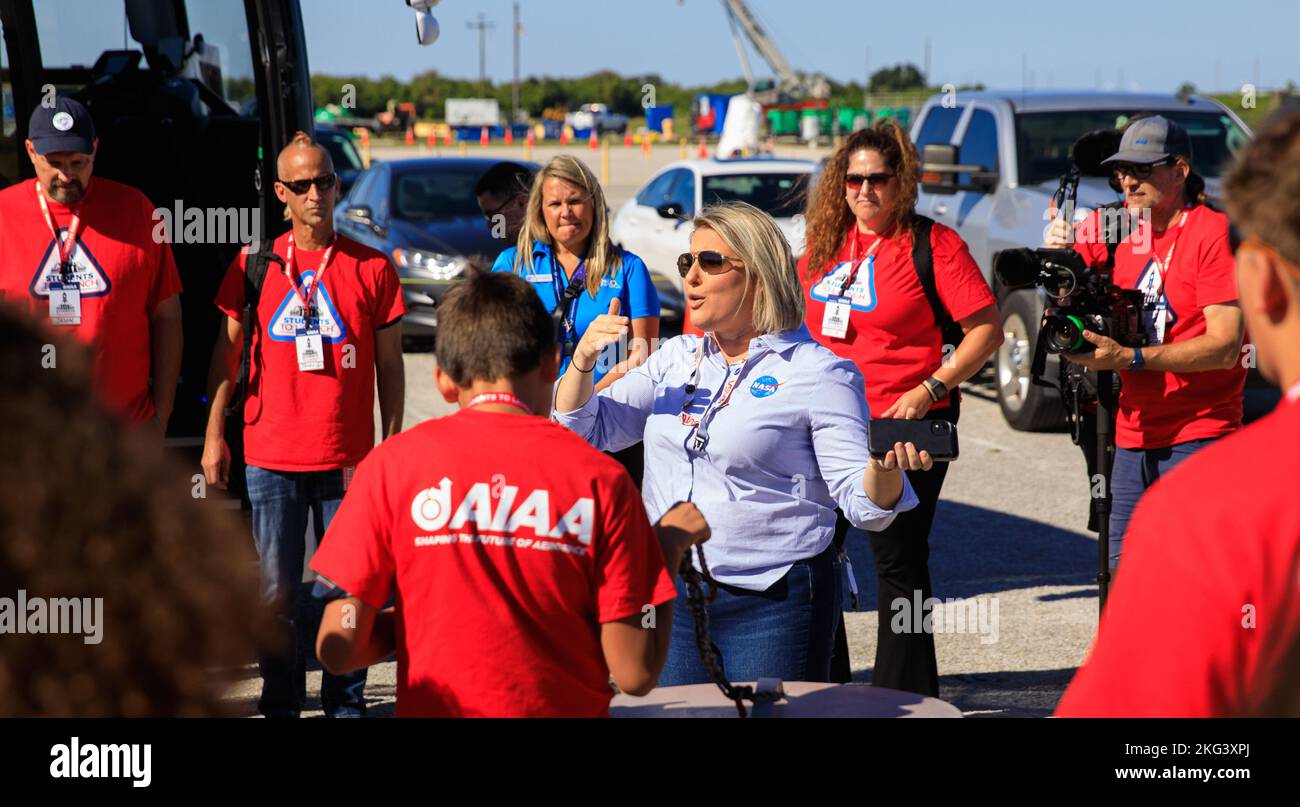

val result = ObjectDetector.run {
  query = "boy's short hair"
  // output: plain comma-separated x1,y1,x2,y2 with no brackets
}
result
436,270,555,386
474,161,534,200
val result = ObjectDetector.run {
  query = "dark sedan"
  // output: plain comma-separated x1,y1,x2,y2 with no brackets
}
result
335,157,538,344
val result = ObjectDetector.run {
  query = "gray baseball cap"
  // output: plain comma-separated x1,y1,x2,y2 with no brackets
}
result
1101,115,1193,165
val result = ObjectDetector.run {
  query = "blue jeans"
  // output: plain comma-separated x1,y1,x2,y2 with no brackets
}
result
246,465,368,717
1109,438,1216,569
659,542,841,685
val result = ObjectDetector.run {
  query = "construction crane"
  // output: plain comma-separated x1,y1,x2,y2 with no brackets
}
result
720,0,830,102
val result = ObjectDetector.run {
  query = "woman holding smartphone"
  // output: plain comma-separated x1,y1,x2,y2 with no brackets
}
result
800,120,1003,696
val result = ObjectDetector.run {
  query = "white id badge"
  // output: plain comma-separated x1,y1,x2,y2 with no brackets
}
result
295,326,325,371
47,281,82,326
1153,305,1168,345
822,294,851,339
524,272,553,283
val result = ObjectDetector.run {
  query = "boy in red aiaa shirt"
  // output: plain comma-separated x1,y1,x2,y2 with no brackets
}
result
202,132,406,718
312,271,710,717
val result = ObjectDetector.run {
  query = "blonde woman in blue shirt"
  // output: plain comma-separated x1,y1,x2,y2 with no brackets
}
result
554,201,929,684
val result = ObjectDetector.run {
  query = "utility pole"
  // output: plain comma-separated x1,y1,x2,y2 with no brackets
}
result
467,13,495,96
512,3,521,123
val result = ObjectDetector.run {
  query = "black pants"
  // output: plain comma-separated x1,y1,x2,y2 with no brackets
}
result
831,401,958,697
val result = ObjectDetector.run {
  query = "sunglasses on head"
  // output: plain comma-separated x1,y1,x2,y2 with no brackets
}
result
845,172,895,190
677,251,742,277
1110,158,1174,181
278,174,336,194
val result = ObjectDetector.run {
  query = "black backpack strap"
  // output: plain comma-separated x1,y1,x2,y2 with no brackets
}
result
224,245,279,417
910,215,966,349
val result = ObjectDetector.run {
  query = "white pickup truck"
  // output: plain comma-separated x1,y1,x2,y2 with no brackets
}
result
910,91,1255,429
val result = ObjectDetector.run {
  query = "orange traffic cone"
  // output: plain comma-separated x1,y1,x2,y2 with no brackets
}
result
697,137,708,159
624,131,633,148
589,128,599,150
526,128,536,147
504,128,514,145
426,132,435,148
442,130,452,146
405,128,414,146
480,127,489,147
641,136,651,157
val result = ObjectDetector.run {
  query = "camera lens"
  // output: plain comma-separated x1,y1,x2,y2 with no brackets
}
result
1046,314,1088,353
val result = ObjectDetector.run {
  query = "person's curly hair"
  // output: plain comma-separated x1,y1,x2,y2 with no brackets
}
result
0,304,274,716
802,118,921,281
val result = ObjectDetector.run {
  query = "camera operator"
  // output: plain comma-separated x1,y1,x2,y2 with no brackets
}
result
1045,115,1245,571
1057,109,1300,716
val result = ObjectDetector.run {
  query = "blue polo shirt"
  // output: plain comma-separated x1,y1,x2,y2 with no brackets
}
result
491,241,660,384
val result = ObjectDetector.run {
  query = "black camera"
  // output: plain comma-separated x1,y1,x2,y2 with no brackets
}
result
994,247,1145,355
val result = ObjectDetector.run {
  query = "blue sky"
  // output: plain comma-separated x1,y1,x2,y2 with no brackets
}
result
300,0,1298,93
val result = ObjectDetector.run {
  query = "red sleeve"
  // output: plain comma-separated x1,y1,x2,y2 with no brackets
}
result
593,468,676,623
931,225,996,323
1194,218,1239,308
310,452,396,611
1071,209,1109,267
1054,485,1236,717
213,248,248,321
368,255,406,327
147,238,183,313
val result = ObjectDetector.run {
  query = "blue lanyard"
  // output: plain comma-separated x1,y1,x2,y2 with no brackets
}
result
550,253,587,339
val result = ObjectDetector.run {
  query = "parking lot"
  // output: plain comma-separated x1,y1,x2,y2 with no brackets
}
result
224,142,1100,717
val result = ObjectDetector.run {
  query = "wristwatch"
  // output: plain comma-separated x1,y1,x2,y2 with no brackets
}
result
922,375,949,402
1127,347,1145,371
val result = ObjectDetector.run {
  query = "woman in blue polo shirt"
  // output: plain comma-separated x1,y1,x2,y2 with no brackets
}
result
491,155,660,391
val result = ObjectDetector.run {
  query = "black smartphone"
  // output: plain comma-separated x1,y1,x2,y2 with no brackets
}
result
867,418,959,462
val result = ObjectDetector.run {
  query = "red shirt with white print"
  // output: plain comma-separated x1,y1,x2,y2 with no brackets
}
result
801,221,995,417
310,407,678,717
1070,204,1244,449
0,178,182,425
214,231,404,471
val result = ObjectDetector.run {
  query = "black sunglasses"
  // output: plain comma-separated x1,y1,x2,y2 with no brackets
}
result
1110,158,1174,181
845,172,895,190
278,174,337,194
481,192,523,219
677,251,742,277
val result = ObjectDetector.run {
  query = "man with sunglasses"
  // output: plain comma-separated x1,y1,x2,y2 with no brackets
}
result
1057,109,1300,717
0,97,182,437
475,161,535,250
202,131,406,717
1046,115,1246,571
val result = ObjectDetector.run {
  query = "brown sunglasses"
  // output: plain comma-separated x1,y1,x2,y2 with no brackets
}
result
677,251,742,277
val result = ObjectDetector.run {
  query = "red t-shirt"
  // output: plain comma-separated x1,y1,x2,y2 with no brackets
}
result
1071,205,1244,449
1055,395,1300,717
310,408,678,717
214,232,404,471
0,178,182,425
800,222,995,417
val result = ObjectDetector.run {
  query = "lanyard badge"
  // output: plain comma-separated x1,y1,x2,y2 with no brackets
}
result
551,255,588,353
821,234,882,340
285,233,336,372
682,339,746,453
36,182,86,325
1143,208,1190,346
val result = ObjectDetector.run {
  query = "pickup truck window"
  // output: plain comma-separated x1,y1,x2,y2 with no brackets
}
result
959,109,999,187
1014,109,1249,187
914,106,963,149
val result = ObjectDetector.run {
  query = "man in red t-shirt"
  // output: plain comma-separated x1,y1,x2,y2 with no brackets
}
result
1057,110,1300,717
312,271,710,717
0,97,182,433
1047,116,1246,569
201,131,406,717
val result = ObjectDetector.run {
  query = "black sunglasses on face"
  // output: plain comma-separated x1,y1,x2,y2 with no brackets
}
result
278,174,337,194
845,172,895,190
1110,158,1174,181
677,251,742,277
481,192,523,219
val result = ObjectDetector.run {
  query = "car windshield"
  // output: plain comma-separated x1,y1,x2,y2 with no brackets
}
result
392,167,485,220
1015,109,1251,187
702,172,809,218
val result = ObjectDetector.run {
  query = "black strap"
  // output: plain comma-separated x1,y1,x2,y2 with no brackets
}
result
910,215,966,350
224,246,280,417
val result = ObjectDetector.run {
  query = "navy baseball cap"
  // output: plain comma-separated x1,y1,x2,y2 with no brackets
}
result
28,97,96,155
1102,115,1193,165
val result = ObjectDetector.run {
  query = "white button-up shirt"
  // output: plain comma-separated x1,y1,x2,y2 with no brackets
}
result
554,325,918,590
